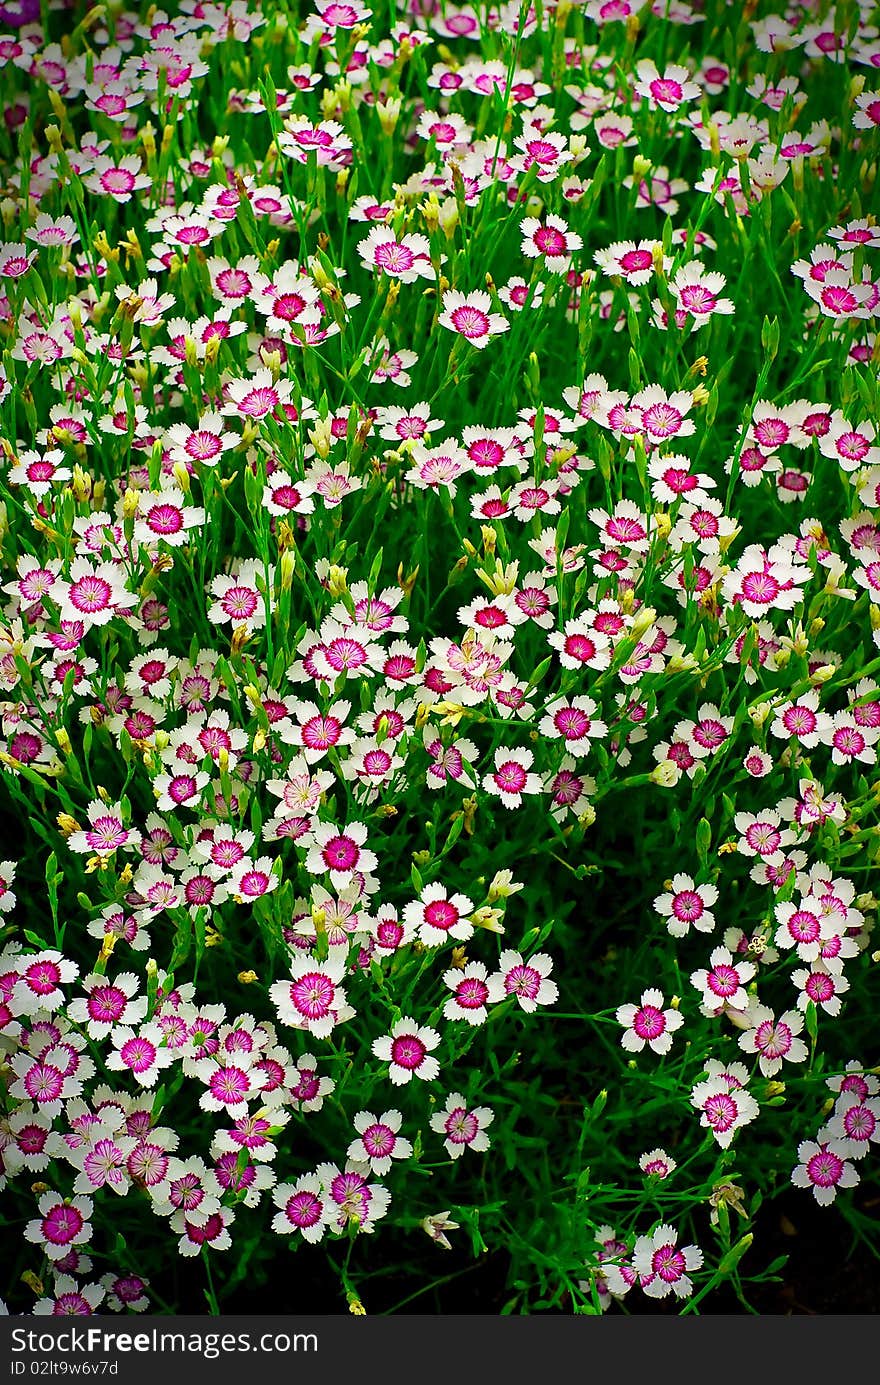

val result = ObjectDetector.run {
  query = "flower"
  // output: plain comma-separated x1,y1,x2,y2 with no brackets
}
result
58,559,136,628
639,1148,677,1179
493,950,558,1013
538,696,607,756
690,1075,759,1148
105,1023,175,1087
81,155,151,202
24,1193,93,1262
823,1096,880,1159
33,1276,105,1316
520,214,583,273
347,1110,412,1175
304,821,378,889
66,801,140,858
271,1175,330,1242
171,1206,235,1257
358,228,433,282
594,240,664,286
632,1224,703,1299
372,1017,441,1085
669,262,735,324
438,290,509,348
689,946,755,1017
430,1092,494,1158
422,1210,459,1250
738,1005,808,1076
207,559,274,632
403,882,475,946
617,989,683,1054
442,960,504,1025
653,875,718,937
634,60,702,112
11,950,80,1017
483,745,542,808
269,955,353,1039
317,1161,391,1235
791,1140,859,1205
0,861,17,913
66,973,147,1039
134,489,206,547
791,964,849,1017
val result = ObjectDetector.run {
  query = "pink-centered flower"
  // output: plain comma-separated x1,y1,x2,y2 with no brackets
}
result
430,1092,494,1159
632,1224,703,1299
438,290,509,349
372,1017,441,1085
617,988,683,1055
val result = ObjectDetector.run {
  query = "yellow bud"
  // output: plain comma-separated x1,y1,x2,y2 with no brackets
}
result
747,700,771,726
398,564,419,599
280,548,296,592
230,624,251,655
172,462,191,493
327,564,348,597
439,196,459,240
308,417,333,459
56,813,80,836
71,464,92,502
421,193,441,233
650,760,681,787
238,970,258,984
629,604,658,640
432,701,467,727
718,524,741,554
21,1270,44,1295
243,684,262,711
811,663,836,684
471,906,505,933
461,795,478,835
487,870,523,901
377,97,402,136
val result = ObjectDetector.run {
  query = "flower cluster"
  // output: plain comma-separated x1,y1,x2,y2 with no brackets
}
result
0,0,878,1319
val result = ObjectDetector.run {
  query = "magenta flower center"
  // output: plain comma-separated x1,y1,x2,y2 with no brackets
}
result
390,1034,426,1069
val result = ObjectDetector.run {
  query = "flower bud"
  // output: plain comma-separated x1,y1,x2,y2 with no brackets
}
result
811,663,836,684
172,462,191,493
650,759,681,787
